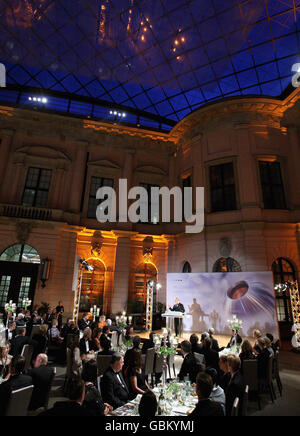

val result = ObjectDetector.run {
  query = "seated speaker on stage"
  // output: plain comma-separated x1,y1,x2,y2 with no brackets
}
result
169,297,185,337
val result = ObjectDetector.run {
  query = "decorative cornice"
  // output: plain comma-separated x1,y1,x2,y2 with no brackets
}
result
83,119,174,143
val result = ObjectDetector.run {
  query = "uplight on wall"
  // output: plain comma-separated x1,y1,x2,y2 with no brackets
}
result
40,258,51,288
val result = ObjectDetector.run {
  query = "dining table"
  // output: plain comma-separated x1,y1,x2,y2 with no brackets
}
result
109,382,199,417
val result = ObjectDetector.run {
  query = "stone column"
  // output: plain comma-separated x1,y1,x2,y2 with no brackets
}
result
242,223,268,271
50,168,65,210
235,124,260,210
286,126,300,209
111,232,136,314
0,129,14,187
68,141,88,213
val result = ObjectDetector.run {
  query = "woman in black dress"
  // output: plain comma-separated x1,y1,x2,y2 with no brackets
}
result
127,349,150,400
0,343,12,381
81,361,112,416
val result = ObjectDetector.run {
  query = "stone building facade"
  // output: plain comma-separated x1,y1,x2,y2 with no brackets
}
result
0,88,299,338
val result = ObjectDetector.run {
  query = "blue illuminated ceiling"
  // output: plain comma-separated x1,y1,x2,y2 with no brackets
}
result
0,0,300,130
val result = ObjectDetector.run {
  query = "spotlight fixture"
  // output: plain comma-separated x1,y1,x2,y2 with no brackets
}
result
109,110,126,120
28,96,48,104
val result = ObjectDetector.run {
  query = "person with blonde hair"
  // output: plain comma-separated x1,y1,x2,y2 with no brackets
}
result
0,343,12,381
253,329,262,354
219,355,230,391
263,337,275,358
239,340,255,373
226,354,245,416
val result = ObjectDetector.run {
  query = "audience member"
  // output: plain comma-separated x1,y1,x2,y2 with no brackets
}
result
257,338,271,380
0,356,33,416
202,337,219,372
81,361,112,416
78,313,90,332
227,330,243,348
28,354,55,411
205,367,225,414
190,334,203,354
0,343,12,381
142,332,155,354
124,336,142,372
189,372,225,417
101,353,129,410
208,328,220,352
253,330,263,354
178,340,200,383
226,355,246,416
40,379,93,416
79,328,96,360
10,327,37,357
138,391,158,417
126,349,150,400
239,340,255,373
91,328,102,351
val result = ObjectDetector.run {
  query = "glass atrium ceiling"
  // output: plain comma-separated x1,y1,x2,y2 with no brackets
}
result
0,0,300,131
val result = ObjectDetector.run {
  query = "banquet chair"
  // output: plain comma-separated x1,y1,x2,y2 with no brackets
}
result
273,352,283,397
144,348,155,386
21,344,34,373
97,354,112,376
5,385,34,417
154,354,165,386
231,398,239,417
194,352,205,367
241,385,249,416
243,359,261,410
30,325,41,339
259,356,276,403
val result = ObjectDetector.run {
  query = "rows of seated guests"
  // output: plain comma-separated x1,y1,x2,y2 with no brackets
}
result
0,303,282,417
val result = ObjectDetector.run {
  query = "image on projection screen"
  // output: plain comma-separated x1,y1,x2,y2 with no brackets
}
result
167,272,279,338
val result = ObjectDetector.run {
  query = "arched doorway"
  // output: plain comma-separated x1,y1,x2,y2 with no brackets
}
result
129,263,158,313
0,244,40,308
182,261,192,273
272,258,296,340
79,258,106,314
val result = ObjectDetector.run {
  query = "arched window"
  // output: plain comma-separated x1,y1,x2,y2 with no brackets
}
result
272,258,296,323
182,261,192,273
79,259,105,313
129,263,157,313
213,257,241,272
0,244,40,264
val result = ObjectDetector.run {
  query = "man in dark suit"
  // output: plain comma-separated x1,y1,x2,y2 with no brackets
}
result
225,355,246,416
178,341,201,383
142,332,155,354
227,330,243,348
10,327,38,357
169,297,185,337
202,337,220,372
256,337,271,380
0,356,33,416
28,354,55,411
101,353,129,410
100,326,112,351
190,334,204,355
40,379,93,416
79,328,96,358
208,328,220,352
189,372,225,417
78,313,90,332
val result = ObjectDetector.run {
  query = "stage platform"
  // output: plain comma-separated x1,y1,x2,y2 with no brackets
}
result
137,330,255,347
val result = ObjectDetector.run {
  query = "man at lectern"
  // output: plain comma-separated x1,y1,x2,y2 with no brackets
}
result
169,297,185,337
